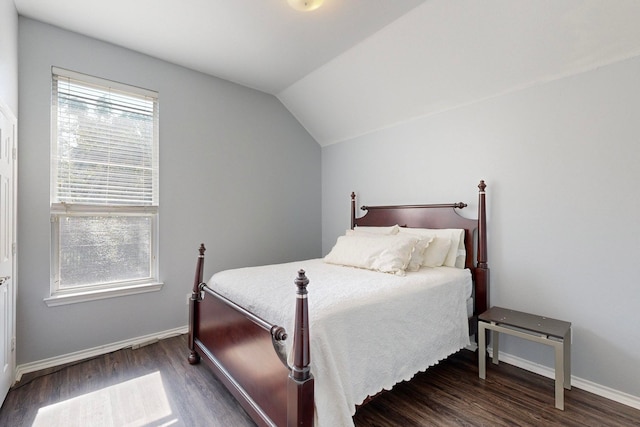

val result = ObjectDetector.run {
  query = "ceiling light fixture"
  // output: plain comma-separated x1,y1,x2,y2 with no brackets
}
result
287,0,324,12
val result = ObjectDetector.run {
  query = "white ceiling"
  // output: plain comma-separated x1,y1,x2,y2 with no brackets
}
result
13,0,426,94
14,0,640,146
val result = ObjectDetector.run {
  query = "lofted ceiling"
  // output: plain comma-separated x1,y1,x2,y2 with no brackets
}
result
13,0,426,94
14,0,640,146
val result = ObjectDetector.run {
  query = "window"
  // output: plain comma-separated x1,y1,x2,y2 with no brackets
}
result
47,67,161,306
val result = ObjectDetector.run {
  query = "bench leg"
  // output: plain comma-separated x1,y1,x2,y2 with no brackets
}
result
492,328,499,365
564,328,571,390
554,341,565,410
478,321,487,379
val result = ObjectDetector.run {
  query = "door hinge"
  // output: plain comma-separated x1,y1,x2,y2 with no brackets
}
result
12,242,16,256
11,337,15,352
12,146,16,161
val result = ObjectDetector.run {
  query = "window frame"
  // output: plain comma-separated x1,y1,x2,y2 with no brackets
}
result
46,68,162,307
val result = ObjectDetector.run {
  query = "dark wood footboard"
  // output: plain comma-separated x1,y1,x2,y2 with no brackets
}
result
188,245,313,427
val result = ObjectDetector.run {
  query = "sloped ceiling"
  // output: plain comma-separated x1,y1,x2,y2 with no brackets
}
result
14,0,640,146
13,0,425,93
280,0,640,145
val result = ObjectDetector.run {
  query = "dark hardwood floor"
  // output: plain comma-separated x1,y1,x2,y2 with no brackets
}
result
0,334,638,426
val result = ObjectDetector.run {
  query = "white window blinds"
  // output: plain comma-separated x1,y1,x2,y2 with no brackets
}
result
52,68,159,206
49,68,161,301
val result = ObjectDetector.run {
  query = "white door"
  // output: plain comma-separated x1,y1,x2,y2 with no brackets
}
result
0,101,16,405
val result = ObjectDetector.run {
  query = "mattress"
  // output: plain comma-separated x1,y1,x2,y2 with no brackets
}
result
208,258,472,427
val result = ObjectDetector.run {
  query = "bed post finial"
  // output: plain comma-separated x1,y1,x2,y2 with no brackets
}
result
193,244,206,293
351,192,356,230
288,269,314,427
292,269,310,380
477,182,487,269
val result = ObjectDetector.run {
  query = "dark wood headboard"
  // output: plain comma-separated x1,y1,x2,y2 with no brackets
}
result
350,181,489,320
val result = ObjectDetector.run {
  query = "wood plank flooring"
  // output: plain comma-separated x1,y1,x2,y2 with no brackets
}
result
0,334,638,426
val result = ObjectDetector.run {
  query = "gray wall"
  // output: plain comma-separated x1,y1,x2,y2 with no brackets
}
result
18,18,321,364
322,56,640,400
0,0,18,112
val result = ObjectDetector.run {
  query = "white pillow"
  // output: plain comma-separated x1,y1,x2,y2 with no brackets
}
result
324,233,419,275
398,228,450,267
352,225,399,235
422,237,452,267
347,227,428,272
405,236,434,271
398,228,465,268
447,229,466,267
455,248,467,269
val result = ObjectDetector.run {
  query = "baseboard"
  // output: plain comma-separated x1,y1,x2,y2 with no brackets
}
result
487,348,640,411
14,325,189,383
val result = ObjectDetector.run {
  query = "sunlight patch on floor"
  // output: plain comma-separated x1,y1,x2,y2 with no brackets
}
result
32,371,177,427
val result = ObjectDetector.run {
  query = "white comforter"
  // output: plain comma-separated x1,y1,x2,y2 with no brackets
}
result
208,259,472,427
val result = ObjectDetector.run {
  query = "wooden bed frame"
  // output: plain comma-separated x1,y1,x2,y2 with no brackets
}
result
187,180,489,427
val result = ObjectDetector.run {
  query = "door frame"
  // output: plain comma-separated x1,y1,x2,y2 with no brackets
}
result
0,98,17,400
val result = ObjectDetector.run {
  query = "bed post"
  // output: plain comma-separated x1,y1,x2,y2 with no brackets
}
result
188,243,206,365
288,269,314,427
475,181,490,317
350,192,356,229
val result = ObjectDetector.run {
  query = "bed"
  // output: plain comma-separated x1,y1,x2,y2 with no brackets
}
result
187,180,489,427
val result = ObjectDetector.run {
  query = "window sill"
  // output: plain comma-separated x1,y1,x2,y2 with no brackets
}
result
44,282,164,307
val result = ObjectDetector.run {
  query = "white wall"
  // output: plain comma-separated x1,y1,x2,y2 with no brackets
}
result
322,55,640,402
18,18,321,365
0,0,18,112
